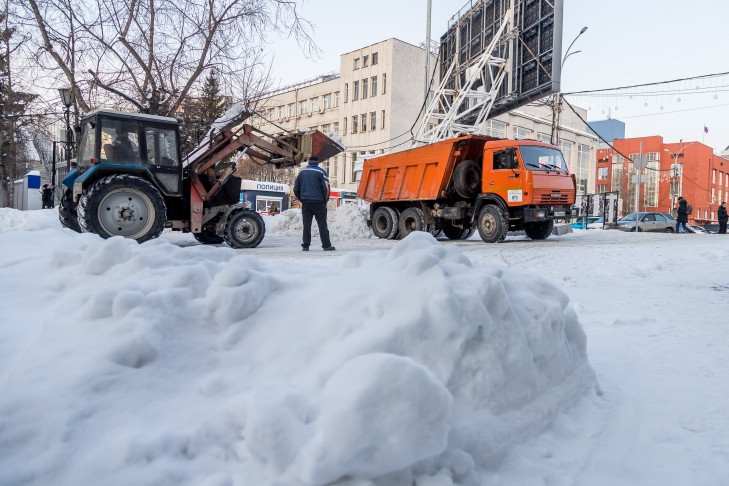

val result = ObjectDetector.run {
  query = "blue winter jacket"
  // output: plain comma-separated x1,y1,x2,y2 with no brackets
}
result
294,163,330,203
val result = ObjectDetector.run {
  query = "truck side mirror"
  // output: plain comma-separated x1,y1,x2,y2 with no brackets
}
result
505,147,517,169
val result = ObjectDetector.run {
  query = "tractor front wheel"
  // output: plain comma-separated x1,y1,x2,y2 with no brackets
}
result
224,209,265,248
77,175,167,243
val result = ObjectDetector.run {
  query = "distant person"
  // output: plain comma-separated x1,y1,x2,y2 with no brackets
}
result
113,126,138,162
718,201,727,234
41,183,54,209
269,202,278,214
675,196,691,233
293,156,334,251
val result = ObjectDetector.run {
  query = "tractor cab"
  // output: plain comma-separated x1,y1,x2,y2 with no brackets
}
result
74,109,183,197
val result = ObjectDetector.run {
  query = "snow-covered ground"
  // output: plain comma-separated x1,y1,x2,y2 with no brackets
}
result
1,206,728,486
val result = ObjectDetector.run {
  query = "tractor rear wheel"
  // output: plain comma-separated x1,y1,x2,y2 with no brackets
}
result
224,209,265,248
77,175,166,243
59,189,81,233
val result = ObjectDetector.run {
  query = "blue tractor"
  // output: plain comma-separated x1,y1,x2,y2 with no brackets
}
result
59,108,343,247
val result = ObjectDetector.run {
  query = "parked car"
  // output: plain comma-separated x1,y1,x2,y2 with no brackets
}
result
617,212,675,233
572,216,603,229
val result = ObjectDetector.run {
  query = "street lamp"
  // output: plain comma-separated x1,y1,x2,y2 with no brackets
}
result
664,141,694,213
551,26,588,147
57,87,74,187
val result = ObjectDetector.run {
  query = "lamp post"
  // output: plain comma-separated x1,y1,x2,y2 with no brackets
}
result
551,26,588,146
57,87,74,187
664,141,694,214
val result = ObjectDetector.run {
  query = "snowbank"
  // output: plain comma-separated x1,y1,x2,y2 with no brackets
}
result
270,204,375,240
0,208,596,486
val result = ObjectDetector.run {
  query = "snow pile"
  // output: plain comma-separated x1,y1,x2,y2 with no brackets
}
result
270,204,374,240
0,209,596,486
0,207,60,232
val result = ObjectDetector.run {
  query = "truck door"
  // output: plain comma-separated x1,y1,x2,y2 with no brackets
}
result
484,147,524,204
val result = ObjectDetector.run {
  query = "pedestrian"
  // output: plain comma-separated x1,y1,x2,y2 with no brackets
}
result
675,196,691,233
718,201,728,234
269,201,278,214
41,183,54,209
293,156,335,251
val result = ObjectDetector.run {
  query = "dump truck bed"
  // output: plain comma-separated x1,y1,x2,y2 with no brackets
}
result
357,135,491,202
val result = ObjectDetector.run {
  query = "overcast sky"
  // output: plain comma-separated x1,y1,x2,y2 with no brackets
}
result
264,0,729,152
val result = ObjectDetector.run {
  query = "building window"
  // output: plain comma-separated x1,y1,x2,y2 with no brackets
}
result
371,76,378,96
299,100,307,115
322,123,331,133
344,84,348,103
333,122,339,134
334,91,340,107
370,112,376,131
372,52,378,65
362,78,368,99
560,140,573,171
598,184,608,193
382,73,386,94
353,81,359,101
513,126,533,140
323,93,332,110
311,97,319,112
268,108,274,120
645,161,658,206
598,167,608,180
288,103,295,117
352,153,358,182
332,155,338,177
537,132,551,143
484,119,507,138
278,106,285,119
354,58,360,69
363,55,369,67
361,114,367,132
352,116,358,134
381,110,385,129
343,117,347,135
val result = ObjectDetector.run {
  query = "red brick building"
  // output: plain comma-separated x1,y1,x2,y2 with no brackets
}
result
595,136,729,224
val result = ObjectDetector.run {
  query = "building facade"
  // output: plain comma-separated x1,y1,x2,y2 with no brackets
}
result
596,136,729,223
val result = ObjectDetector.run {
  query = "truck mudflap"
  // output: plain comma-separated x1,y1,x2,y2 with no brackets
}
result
523,206,573,222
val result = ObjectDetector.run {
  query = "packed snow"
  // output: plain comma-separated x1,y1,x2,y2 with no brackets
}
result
1,206,728,486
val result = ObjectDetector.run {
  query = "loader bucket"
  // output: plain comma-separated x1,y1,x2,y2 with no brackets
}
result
298,130,346,162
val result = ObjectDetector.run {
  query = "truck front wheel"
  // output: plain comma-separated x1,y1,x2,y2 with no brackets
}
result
372,206,399,239
523,220,554,240
77,175,167,243
224,209,265,248
399,207,425,237
476,205,508,243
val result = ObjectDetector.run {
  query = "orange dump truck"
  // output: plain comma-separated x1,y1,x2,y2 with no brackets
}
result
357,135,576,243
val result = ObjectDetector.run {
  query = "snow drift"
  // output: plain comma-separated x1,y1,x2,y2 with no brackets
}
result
0,208,596,486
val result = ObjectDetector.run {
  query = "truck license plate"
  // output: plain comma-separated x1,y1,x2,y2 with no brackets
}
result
553,211,565,217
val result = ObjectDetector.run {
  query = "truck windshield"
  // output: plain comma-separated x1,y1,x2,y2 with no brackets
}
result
76,122,96,169
520,146,568,173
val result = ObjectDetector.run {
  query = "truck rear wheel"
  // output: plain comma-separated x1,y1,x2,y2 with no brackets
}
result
77,174,166,243
523,220,554,240
59,189,81,233
453,159,481,199
399,207,425,237
372,206,400,239
477,205,508,243
224,209,265,248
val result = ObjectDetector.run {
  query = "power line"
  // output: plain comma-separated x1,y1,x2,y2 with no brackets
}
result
563,71,729,96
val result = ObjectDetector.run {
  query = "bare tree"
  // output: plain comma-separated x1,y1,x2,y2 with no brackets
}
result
14,0,317,116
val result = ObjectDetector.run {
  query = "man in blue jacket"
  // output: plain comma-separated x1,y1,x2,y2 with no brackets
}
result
294,156,335,251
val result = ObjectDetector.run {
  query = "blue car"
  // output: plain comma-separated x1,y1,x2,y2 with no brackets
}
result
572,216,603,229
